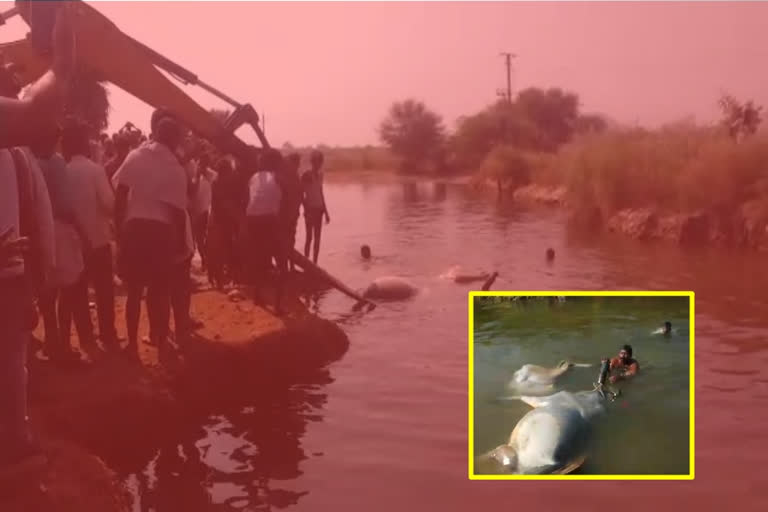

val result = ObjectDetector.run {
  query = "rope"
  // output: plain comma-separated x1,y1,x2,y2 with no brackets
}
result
592,382,619,401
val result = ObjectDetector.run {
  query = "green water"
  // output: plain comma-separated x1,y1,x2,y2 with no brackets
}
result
473,296,691,475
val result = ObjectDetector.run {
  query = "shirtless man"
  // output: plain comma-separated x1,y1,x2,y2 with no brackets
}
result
609,344,639,383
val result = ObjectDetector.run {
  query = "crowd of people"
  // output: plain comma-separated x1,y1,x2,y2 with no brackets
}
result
0,4,330,479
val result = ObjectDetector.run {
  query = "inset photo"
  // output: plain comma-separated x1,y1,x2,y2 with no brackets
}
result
469,292,693,480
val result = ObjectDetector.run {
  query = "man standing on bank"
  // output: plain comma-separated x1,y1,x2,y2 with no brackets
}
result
301,150,330,265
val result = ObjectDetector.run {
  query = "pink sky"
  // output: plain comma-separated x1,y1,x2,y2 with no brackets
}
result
2,1,768,147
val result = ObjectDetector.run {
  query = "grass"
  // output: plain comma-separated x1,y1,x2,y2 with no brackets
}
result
557,127,768,220
468,125,768,225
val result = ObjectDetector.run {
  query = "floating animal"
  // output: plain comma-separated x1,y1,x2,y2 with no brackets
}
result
480,362,617,475
361,276,419,301
509,360,592,392
440,265,492,284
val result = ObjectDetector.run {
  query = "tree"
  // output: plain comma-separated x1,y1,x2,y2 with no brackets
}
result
379,99,446,172
449,99,550,172
718,94,762,142
515,87,580,150
476,145,532,195
62,70,110,137
448,88,581,173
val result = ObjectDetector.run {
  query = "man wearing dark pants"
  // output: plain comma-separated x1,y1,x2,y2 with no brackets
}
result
209,158,241,287
62,118,119,351
279,153,302,272
112,110,188,360
170,212,194,348
247,149,286,316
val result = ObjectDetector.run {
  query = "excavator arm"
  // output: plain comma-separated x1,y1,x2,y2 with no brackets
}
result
0,0,265,155
1,0,374,309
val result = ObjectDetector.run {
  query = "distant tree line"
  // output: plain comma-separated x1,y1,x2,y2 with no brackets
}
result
378,88,764,194
378,87,606,177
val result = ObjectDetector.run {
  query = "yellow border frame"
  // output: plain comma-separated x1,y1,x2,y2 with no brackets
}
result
467,290,695,481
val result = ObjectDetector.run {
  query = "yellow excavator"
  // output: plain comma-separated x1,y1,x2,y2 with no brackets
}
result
0,0,375,310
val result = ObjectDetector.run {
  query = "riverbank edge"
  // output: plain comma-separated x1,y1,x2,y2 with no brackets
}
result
476,180,768,251
9,287,351,511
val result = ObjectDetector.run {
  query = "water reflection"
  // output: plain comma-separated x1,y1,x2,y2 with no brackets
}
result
80,310,349,512
117,370,336,511
384,182,448,250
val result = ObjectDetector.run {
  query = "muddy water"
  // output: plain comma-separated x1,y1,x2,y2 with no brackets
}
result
122,179,767,510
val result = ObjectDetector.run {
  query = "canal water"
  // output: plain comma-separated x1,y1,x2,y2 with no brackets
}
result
124,178,767,511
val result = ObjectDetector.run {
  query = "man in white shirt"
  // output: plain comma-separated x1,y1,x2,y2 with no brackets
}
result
246,148,287,316
112,109,188,359
62,119,119,351
301,150,330,264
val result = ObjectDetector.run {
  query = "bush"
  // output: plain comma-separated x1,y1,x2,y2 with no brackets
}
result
556,127,768,220
473,145,533,192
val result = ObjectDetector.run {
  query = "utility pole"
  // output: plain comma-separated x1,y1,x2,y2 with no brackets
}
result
497,52,515,103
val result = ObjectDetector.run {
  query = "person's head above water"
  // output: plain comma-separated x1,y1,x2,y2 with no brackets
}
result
664,321,672,335
619,344,633,363
360,245,371,260
546,248,555,261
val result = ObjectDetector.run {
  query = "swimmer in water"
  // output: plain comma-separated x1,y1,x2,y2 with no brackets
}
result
608,344,639,383
652,321,673,336
546,248,555,262
361,245,371,260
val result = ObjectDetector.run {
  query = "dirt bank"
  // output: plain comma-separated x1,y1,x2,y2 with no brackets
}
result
492,181,768,251
604,206,768,249
3,270,350,512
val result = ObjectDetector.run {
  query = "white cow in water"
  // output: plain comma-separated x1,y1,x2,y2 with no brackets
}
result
478,387,613,475
361,276,419,301
359,266,499,305
508,360,592,395
440,266,499,290
440,265,492,284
